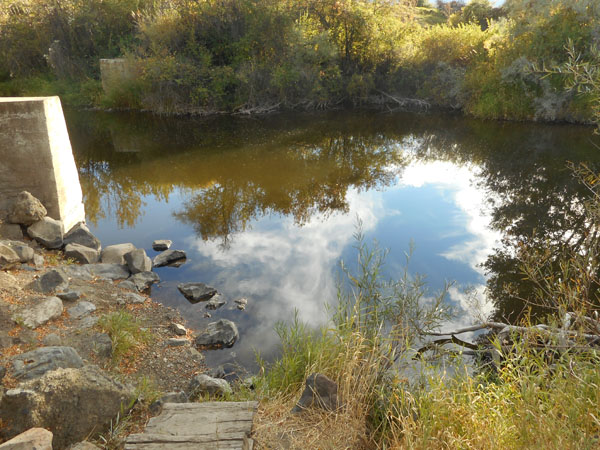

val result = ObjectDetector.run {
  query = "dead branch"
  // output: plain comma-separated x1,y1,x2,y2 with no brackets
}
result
375,90,430,110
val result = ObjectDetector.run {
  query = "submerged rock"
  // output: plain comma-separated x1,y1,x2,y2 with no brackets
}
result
234,297,248,311
194,319,238,349
152,239,172,251
129,271,160,291
205,295,226,310
153,249,186,268
177,282,217,304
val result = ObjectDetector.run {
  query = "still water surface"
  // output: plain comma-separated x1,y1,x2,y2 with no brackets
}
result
65,109,600,374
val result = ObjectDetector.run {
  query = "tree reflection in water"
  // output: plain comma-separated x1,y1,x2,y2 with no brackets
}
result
68,109,600,324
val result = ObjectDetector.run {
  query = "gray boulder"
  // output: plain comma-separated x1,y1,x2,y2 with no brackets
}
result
129,271,160,291
42,333,62,346
9,346,83,381
76,316,98,329
14,296,63,329
292,373,339,413
118,280,137,291
153,249,186,268
124,292,146,304
0,427,53,450
152,239,172,251
27,217,63,249
0,243,20,269
89,263,130,280
91,333,112,358
0,223,23,241
194,319,238,349
10,244,33,263
64,243,100,264
61,265,93,281
149,390,188,415
67,301,96,319
32,253,44,269
170,323,187,336
56,290,81,301
0,271,16,287
177,282,217,304
205,295,226,310
234,297,248,310
1,240,33,263
0,365,134,448
101,243,135,264
27,268,69,293
124,248,152,274
8,191,47,226
208,366,226,379
188,374,232,398
63,223,101,251
166,338,188,347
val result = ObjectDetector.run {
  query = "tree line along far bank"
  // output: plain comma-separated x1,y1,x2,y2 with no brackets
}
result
1,0,599,123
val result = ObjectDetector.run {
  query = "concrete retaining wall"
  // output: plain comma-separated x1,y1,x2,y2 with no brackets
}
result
0,97,85,232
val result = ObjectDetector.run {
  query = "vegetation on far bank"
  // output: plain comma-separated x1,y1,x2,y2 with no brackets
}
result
0,0,599,123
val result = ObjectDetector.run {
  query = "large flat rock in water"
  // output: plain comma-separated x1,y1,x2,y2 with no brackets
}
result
125,401,257,449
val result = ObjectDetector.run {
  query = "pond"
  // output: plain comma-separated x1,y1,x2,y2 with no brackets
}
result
65,109,600,375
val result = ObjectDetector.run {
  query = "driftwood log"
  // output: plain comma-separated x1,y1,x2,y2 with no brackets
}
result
416,312,600,365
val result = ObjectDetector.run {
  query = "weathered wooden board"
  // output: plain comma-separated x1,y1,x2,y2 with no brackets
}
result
125,401,257,450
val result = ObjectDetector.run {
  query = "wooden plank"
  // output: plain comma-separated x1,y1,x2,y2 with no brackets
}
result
125,401,258,450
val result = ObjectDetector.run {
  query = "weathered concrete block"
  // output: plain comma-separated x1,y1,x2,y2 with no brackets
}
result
99,58,140,93
0,97,85,232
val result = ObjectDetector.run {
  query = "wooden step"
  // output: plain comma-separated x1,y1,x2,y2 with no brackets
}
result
125,401,258,450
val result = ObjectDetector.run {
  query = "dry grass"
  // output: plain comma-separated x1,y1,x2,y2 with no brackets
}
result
253,324,402,449
255,397,371,450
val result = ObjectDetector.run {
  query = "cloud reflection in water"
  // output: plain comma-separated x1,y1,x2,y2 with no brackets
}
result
180,159,500,370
